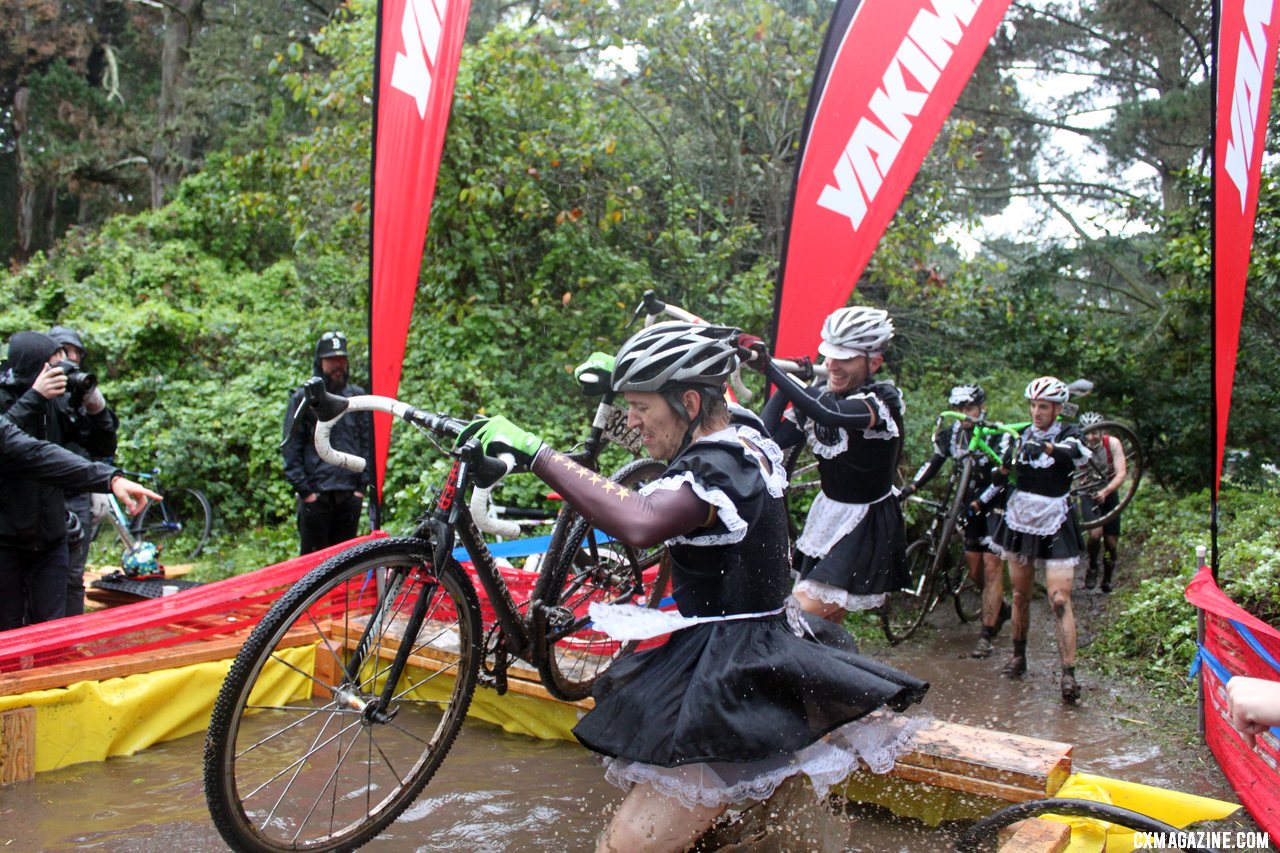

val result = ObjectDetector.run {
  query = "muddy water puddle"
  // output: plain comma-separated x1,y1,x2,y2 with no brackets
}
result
0,593,1243,851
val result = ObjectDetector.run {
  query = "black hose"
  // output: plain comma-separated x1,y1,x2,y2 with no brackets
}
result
953,798,1221,852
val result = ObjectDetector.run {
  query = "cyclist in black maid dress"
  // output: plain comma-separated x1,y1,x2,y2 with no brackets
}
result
464,322,928,853
900,384,1013,659
751,306,908,623
989,376,1091,704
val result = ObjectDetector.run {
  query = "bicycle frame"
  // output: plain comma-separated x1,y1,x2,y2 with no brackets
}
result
937,411,1019,468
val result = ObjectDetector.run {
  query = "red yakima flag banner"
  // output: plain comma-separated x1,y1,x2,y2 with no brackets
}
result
771,0,1012,358
368,0,471,502
1214,0,1280,492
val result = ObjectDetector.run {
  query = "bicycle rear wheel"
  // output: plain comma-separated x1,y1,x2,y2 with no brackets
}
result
204,537,481,853
880,539,935,644
782,442,821,542
138,486,213,560
1074,422,1143,530
532,458,671,702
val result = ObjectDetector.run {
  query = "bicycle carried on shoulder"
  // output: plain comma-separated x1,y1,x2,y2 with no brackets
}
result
87,467,213,570
203,376,669,853
881,414,1019,644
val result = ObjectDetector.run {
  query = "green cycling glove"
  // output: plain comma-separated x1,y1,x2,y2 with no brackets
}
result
466,415,545,467
573,352,615,395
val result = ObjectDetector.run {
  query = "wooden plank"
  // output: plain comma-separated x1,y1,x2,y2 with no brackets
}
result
886,763,1055,804
998,818,1072,853
0,706,36,785
899,720,1073,794
0,628,318,696
329,623,592,710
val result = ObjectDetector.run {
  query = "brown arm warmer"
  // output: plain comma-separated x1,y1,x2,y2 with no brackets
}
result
530,448,711,549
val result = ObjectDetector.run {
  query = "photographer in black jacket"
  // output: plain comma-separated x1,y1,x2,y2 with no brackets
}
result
281,331,373,554
0,416,158,632
0,332,130,629
48,325,119,615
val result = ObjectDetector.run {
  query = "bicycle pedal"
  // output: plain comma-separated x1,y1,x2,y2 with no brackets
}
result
477,669,509,695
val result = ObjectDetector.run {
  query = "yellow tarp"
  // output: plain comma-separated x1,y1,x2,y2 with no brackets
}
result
0,647,581,774
1044,772,1240,852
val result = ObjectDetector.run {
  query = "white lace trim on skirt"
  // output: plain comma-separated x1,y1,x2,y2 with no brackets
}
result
794,488,893,559
601,713,926,809
793,578,886,612
1005,490,1069,536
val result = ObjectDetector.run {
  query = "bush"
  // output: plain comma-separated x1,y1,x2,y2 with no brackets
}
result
1087,485,1280,697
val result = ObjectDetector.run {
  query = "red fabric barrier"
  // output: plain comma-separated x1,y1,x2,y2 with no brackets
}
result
0,534,387,672
0,534,663,675
1185,566,1280,837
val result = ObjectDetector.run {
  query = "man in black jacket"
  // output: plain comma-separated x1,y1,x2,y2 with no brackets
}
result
281,331,373,554
0,332,153,630
1,417,158,632
48,325,119,615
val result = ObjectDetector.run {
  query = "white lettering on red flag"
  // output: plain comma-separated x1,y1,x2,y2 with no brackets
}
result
817,0,979,230
1223,0,1272,211
391,0,449,119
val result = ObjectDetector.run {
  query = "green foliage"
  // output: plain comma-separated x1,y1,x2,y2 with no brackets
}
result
1088,485,1280,698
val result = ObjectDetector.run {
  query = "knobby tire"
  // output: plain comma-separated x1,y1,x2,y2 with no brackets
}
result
940,460,981,622
1074,422,1143,530
880,539,935,644
139,486,213,560
532,457,671,702
203,537,482,853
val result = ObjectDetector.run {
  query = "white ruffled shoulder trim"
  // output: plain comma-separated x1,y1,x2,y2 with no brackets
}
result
728,424,787,498
641,471,748,546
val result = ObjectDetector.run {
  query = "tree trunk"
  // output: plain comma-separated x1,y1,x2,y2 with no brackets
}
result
12,86,46,264
149,0,205,208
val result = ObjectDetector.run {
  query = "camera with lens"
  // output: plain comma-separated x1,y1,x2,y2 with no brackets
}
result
56,359,97,403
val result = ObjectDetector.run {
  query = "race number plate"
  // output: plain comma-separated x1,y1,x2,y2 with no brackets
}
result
598,404,645,455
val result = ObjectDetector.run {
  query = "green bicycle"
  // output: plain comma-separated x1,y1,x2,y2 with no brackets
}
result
882,414,1018,644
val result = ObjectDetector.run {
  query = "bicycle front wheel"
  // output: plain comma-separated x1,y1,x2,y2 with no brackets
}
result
940,460,982,623
532,458,670,702
138,486,213,560
881,539,935,644
1073,421,1143,530
204,537,482,853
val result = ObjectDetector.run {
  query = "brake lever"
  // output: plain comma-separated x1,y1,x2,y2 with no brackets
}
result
627,289,667,328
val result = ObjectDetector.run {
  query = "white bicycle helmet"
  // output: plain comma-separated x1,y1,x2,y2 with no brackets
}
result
1025,376,1069,403
818,306,894,359
1079,411,1104,428
612,321,740,393
949,384,986,407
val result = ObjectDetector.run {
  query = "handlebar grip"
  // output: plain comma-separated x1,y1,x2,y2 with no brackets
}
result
314,419,367,472
470,484,522,538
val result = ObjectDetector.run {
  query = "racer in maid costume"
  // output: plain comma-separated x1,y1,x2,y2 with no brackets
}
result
464,322,928,853
753,306,909,622
989,376,1091,704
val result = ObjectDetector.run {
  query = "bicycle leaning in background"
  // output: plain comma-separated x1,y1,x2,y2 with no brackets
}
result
883,414,1020,644
87,467,212,572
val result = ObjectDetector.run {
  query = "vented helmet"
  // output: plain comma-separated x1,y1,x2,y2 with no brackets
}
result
612,322,740,393
1079,411,1104,428
818,306,894,359
949,384,986,407
1025,376,1069,403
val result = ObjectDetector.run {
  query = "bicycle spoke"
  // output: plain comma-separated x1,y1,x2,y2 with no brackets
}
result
205,538,481,852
